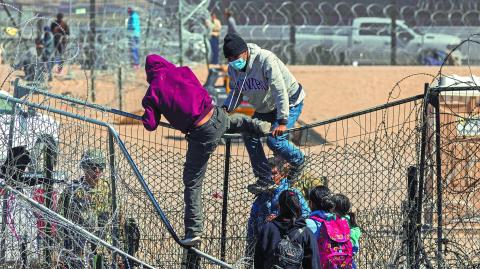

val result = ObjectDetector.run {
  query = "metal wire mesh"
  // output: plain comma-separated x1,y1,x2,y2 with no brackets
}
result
419,83,480,268
0,76,431,268
5,74,480,268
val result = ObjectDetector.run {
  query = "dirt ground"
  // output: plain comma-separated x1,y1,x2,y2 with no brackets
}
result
3,63,480,125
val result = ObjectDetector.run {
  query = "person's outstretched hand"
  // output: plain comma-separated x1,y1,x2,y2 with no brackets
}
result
272,124,287,137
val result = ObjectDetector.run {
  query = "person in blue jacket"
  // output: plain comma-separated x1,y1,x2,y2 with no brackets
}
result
246,157,310,256
127,7,141,69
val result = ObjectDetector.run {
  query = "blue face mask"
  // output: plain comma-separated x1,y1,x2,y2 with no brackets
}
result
229,57,247,71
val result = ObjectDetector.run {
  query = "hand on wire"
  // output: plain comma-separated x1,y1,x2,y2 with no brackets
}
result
272,124,287,137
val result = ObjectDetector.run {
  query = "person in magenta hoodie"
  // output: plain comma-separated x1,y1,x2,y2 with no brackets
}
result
141,54,270,246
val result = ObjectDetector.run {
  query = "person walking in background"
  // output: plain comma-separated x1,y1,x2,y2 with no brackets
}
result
206,12,221,65
224,8,238,34
222,33,307,194
50,13,69,73
40,26,54,81
127,7,141,69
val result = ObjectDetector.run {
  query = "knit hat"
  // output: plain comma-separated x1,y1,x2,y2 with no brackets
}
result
223,33,247,59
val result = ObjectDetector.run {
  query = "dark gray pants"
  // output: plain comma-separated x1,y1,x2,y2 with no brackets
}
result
183,107,229,237
183,107,265,237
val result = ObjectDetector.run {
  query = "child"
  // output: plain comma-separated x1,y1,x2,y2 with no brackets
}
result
331,193,362,269
246,157,309,256
269,158,310,218
141,54,271,246
40,26,54,81
307,187,353,268
305,186,335,236
254,190,319,269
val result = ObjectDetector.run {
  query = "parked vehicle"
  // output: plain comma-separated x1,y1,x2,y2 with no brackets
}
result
234,17,463,65
300,17,462,65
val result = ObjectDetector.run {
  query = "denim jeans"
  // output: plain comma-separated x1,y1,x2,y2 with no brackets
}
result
209,36,219,64
129,36,140,66
183,107,229,237
243,102,305,184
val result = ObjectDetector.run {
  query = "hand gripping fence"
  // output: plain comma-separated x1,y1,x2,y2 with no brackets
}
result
0,93,235,269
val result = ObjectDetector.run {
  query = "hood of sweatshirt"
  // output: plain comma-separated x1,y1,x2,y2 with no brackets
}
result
145,54,176,84
272,217,307,234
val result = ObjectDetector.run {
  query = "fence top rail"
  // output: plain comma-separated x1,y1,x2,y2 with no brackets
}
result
16,80,425,138
290,94,425,131
432,86,480,93
0,93,235,269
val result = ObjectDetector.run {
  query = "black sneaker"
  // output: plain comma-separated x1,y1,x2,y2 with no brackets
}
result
247,182,277,195
287,158,307,183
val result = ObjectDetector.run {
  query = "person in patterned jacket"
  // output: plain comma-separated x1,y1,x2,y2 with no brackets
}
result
60,149,110,269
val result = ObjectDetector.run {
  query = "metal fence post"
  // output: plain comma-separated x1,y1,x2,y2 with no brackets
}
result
415,83,430,268
109,133,119,269
117,67,123,111
178,0,183,66
289,20,296,65
0,89,19,263
390,0,397,65
21,236,27,269
44,138,55,265
220,138,232,261
431,92,444,268
407,166,418,268
89,0,96,102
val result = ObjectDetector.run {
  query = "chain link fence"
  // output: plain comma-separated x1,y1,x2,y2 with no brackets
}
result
0,76,456,268
1,75,480,268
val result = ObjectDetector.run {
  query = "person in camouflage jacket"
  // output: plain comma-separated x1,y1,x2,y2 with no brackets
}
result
60,149,110,269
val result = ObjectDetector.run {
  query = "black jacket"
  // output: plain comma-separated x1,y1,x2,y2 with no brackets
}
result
254,217,320,269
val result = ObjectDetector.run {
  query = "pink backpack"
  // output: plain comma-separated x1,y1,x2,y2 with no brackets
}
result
310,215,353,269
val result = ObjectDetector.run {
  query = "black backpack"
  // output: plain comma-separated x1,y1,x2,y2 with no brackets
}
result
273,227,306,269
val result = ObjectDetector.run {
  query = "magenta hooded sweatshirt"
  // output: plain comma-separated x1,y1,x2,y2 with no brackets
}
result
141,54,214,133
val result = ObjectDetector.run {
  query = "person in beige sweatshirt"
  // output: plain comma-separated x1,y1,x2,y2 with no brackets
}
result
222,33,306,195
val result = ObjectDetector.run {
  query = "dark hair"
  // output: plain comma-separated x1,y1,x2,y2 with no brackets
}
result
331,193,351,216
56,13,64,20
278,190,302,225
309,185,334,212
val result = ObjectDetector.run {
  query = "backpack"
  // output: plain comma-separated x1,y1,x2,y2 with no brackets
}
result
273,227,306,269
310,216,353,269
